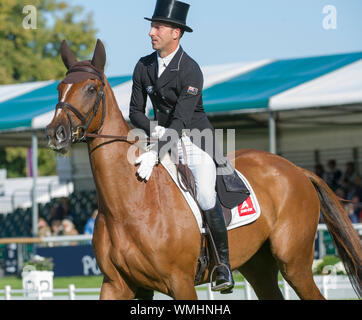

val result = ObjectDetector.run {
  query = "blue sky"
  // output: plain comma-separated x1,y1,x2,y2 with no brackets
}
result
64,0,362,76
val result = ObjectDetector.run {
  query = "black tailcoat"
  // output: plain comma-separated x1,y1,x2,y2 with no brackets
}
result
129,46,249,208
129,46,224,161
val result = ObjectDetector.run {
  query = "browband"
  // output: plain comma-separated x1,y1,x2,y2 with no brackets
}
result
66,66,104,83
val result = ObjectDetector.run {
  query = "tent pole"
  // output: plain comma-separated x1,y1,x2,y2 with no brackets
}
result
269,111,276,154
31,131,38,238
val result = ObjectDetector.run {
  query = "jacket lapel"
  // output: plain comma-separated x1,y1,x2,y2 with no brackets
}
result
147,52,158,85
156,46,184,90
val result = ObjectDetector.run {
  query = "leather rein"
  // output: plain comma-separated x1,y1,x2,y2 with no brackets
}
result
56,66,146,145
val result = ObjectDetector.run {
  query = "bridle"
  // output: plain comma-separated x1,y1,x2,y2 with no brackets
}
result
55,66,152,151
56,66,107,143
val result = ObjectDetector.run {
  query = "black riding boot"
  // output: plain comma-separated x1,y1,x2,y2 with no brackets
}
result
203,198,234,294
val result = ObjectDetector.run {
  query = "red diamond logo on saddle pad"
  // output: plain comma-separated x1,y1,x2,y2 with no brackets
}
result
238,196,257,217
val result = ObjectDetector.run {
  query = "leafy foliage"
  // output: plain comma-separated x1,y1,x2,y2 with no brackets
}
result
0,147,56,177
0,0,98,84
0,0,96,176
312,255,345,275
23,255,54,271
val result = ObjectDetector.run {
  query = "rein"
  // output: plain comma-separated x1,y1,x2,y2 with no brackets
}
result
85,132,152,144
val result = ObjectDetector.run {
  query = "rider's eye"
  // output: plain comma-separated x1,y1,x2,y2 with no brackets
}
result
88,86,97,95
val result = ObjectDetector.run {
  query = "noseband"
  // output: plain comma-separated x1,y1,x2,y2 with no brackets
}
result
56,66,106,143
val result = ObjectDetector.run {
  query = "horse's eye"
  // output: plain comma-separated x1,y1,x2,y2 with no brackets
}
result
88,86,97,95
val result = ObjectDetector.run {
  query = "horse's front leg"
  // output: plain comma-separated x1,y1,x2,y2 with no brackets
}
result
93,212,136,300
170,272,198,300
135,287,154,300
100,276,135,300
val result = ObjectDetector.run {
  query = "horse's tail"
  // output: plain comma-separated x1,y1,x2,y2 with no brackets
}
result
302,168,362,298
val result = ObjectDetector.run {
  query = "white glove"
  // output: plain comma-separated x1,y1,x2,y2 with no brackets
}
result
151,125,166,139
135,150,158,181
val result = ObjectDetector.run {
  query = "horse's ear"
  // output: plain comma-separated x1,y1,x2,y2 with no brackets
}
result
60,40,77,70
91,39,106,71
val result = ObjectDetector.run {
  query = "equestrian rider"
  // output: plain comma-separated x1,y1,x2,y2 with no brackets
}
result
129,0,234,293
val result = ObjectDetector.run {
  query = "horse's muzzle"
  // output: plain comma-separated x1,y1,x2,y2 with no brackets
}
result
56,125,67,142
46,123,71,154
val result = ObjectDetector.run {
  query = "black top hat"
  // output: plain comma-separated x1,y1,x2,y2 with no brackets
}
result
145,0,193,33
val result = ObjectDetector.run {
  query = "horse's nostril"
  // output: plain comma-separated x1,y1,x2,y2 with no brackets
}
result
56,126,66,142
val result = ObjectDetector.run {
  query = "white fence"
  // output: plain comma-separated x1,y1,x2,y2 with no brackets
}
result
0,224,361,300
0,276,358,300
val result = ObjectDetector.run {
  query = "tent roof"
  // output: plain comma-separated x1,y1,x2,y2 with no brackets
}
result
0,51,362,133
269,59,362,110
0,75,132,132
203,51,362,114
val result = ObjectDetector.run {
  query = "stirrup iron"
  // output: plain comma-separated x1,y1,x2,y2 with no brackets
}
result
209,263,234,292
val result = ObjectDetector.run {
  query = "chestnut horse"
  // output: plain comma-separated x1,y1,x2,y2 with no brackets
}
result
46,40,361,300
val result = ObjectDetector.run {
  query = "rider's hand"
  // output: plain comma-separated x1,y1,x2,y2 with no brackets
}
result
135,150,158,181
151,125,166,139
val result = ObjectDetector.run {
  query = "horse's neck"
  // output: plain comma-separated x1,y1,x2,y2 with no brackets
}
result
87,83,143,215
99,83,130,137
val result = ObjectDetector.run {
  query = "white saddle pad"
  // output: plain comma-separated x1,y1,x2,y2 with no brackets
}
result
159,153,261,234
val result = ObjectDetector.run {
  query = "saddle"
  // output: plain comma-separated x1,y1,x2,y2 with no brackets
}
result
176,141,250,227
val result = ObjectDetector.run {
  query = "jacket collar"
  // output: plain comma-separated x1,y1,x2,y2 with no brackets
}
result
147,46,184,89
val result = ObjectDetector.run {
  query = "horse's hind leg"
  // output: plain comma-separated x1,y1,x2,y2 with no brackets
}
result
273,247,324,300
238,240,284,300
269,218,325,300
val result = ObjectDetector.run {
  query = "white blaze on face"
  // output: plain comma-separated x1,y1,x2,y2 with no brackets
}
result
56,84,73,117
61,83,73,102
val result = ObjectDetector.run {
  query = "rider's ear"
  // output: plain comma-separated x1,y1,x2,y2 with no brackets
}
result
60,40,77,70
91,39,106,71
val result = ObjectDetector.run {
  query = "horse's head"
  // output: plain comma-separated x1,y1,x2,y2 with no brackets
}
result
46,39,106,154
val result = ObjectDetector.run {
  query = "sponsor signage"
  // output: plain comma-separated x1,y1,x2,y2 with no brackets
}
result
37,244,101,277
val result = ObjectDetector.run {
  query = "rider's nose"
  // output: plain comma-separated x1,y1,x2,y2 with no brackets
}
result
149,27,156,37
56,125,67,142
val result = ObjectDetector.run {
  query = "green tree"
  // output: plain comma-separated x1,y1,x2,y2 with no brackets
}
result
0,147,56,177
38,147,56,176
0,147,27,177
0,0,98,84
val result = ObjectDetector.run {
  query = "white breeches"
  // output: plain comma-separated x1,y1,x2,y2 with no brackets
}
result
177,135,217,211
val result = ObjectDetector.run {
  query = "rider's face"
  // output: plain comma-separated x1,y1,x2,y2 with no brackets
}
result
149,22,179,52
